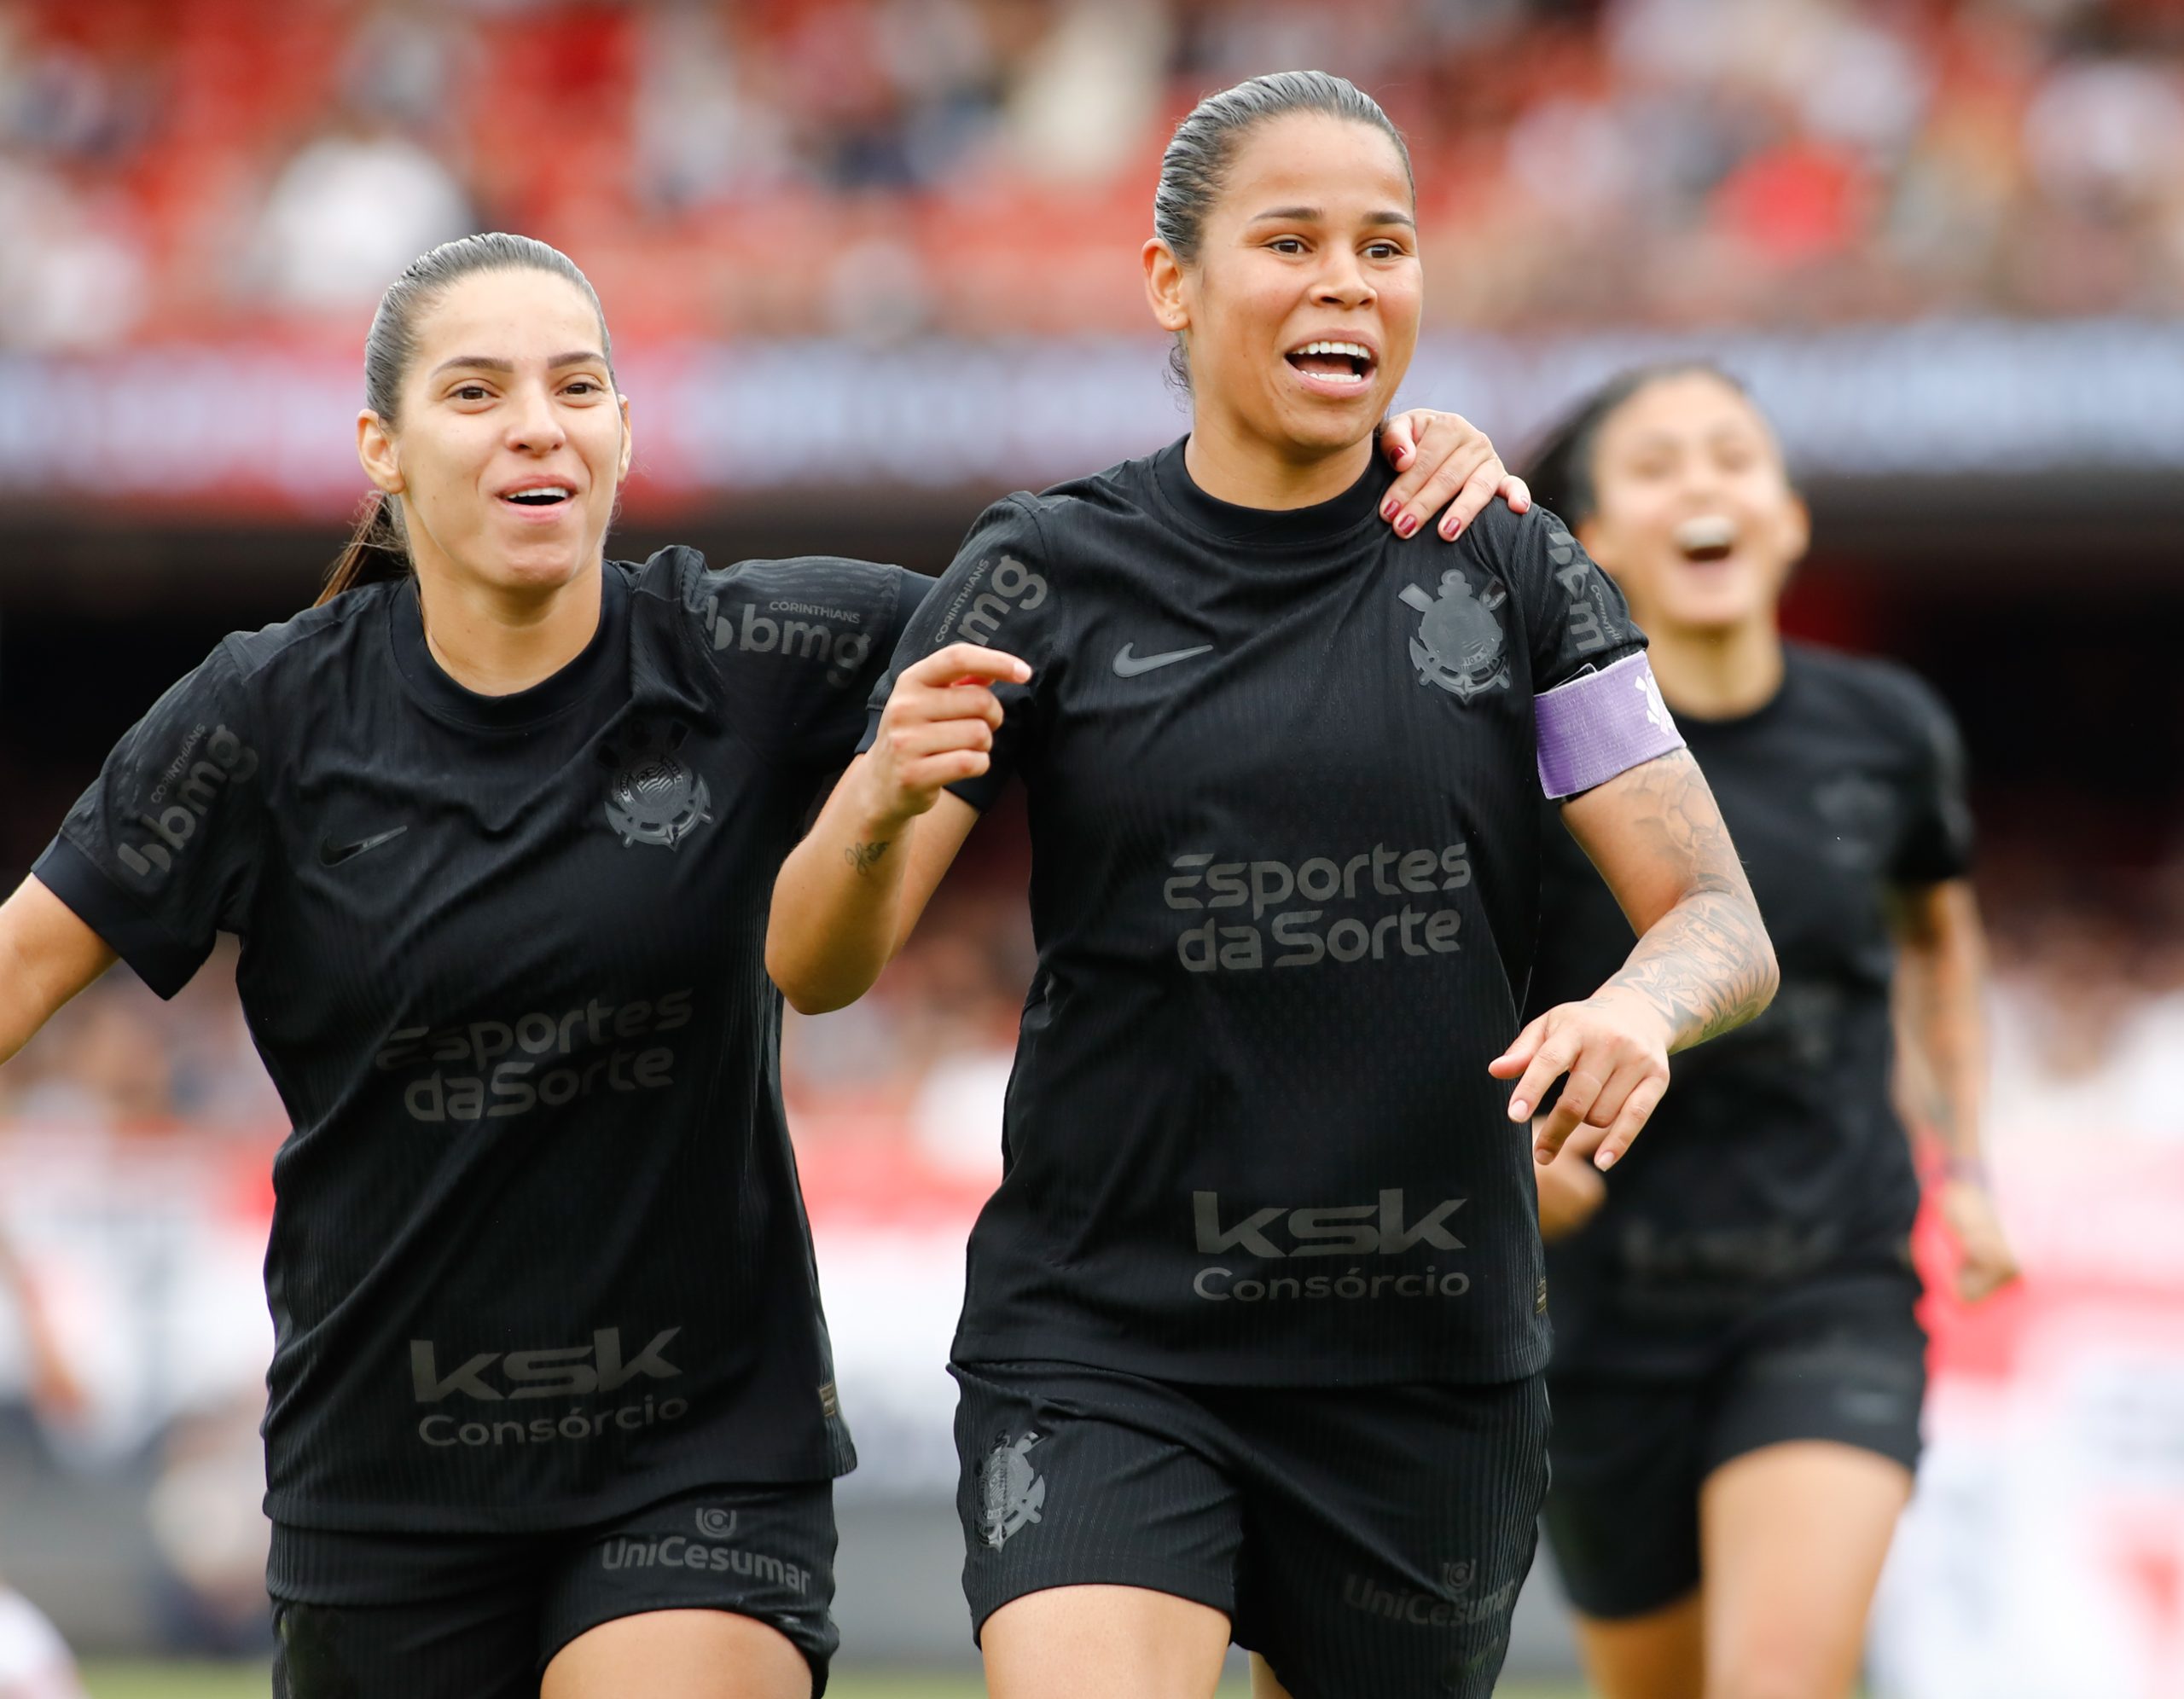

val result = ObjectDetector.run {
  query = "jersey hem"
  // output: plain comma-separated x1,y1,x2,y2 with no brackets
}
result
950,1331,1551,1389
264,1451,850,1535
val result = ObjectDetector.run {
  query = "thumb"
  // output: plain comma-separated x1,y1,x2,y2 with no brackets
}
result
1380,414,1418,468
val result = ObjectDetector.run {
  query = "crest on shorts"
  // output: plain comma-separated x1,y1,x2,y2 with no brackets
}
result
1399,571,1508,701
694,1506,739,1540
600,722,712,850
980,1430,1046,1548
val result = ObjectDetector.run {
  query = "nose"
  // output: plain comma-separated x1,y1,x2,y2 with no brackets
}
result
506,381,566,455
1311,246,1375,309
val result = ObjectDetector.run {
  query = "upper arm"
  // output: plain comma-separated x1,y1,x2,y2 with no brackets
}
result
1,876,118,1058
1888,876,1983,958
859,497,1056,811
1557,747,1754,936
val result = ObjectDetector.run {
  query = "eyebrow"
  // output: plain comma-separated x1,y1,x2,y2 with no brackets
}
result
429,351,608,378
1247,206,1416,229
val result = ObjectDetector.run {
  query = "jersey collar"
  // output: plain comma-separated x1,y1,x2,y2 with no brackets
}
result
1149,436,1394,552
388,564,628,731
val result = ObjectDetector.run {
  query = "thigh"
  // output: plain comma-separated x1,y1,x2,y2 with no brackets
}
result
1696,1297,1923,1699
1542,1375,1706,1624
269,1524,543,1699
1699,1442,1910,1699
951,1360,1246,1653
1230,1376,1550,1699
540,1482,838,1698
983,1586,1232,1699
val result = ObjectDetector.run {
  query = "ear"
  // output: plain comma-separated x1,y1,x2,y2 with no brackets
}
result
1781,488,1813,569
1142,238,1190,333
357,410,404,495
617,392,634,487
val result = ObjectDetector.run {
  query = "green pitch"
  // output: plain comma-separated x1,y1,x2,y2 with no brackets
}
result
80,1662,1589,1698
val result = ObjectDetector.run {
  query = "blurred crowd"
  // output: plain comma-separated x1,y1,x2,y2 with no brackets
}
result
6,0,2184,350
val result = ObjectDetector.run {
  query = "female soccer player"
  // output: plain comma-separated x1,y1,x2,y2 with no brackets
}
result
0,230,1519,1698
1521,365,2021,1699
767,73,1779,1699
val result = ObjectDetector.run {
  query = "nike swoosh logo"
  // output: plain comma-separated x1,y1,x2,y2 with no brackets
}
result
319,826,409,867
1112,643,1213,679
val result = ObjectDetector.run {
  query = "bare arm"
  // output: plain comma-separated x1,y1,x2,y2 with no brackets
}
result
766,641,1027,1014
1496,749,1779,1169
1891,878,2018,1301
0,875,116,1070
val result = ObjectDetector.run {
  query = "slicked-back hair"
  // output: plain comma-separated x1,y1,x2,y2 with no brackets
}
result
1153,70,1414,391
319,233,613,606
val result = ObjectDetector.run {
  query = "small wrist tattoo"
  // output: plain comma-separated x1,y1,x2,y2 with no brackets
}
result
845,839,892,876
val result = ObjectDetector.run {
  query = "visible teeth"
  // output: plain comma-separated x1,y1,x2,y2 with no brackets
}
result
1675,515,1737,554
507,488,572,503
1295,339,1373,361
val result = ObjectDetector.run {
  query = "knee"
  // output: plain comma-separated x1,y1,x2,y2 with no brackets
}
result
1705,1657,1830,1699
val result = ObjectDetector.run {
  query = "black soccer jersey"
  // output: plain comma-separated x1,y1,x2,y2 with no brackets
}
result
33,549,927,1532
1527,643,1972,1376
868,439,1654,1386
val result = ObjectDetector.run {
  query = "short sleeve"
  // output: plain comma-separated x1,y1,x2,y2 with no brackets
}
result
1469,503,1682,798
32,643,266,998
1886,671,1975,885
859,496,1056,813
671,550,932,765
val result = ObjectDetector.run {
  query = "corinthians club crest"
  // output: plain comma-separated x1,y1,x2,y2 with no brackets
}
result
1399,570,1509,701
980,1430,1046,1548
600,722,712,850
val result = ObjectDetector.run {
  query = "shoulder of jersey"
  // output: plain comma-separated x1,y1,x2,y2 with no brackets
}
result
218,579,390,685
1019,455,1159,529
1783,640,1955,742
626,544,902,606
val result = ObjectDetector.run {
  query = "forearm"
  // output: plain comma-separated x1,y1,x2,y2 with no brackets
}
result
766,770,915,1015
0,877,114,1069
1894,884,1988,1168
1597,885,1778,1053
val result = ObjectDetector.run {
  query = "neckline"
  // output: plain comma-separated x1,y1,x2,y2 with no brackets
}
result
1664,646,1797,733
389,565,626,731
1149,437,1392,551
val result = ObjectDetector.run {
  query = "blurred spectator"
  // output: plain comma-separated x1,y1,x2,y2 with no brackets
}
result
0,1586,85,1699
9,0,2184,345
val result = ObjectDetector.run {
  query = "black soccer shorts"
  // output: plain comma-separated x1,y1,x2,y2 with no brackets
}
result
1543,1274,1928,1621
952,1359,1549,1699
268,1479,838,1699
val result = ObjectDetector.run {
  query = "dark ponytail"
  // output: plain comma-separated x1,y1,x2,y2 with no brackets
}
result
317,232,613,606
1523,362,1751,530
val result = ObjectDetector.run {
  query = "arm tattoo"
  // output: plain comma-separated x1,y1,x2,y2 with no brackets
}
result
1593,750,1779,1050
844,838,892,877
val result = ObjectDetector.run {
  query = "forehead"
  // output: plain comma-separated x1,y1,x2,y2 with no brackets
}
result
1600,374,1771,449
410,268,603,362
1218,112,1413,212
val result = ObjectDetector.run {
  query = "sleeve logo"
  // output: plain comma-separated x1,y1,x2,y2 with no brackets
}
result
1397,570,1508,701
600,721,712,850
979,1430,1046,1547
116,722,258,886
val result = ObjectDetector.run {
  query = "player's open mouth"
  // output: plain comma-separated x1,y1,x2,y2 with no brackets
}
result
1285,339,1376,391
1674,514,1738,564
498,480,578,512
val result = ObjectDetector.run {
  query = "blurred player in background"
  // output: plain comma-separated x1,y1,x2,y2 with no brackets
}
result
0,220,1520,1696
769,72,1777,1699
1523,366,2020,1699
0,1230,89,1699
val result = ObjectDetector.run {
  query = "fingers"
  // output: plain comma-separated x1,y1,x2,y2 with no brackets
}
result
1378,412,1488,541
1499,473,1532,515
1378,413,1420,470
1589,1073,1666,1170
1530,1059,1604,1163
1488,1015,1547,1081
1432,455,1507,542
903,642,1031,689
1507,1028,1580,1134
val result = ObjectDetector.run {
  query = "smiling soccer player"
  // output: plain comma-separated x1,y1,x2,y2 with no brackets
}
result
768,72,1779,1699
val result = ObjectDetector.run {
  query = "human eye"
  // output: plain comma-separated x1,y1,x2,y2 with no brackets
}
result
1267,236,1308,255
450,382,492,403
561,379,603,397
1365,240,1407,260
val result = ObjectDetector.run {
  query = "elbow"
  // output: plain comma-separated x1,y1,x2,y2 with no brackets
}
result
766,947,847,1018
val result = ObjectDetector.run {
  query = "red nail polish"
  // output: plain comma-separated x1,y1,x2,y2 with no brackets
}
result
1380,497,1398,520
1397,513,1419,538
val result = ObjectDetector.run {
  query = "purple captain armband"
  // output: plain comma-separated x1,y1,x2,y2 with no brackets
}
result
1534,652,1686,800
